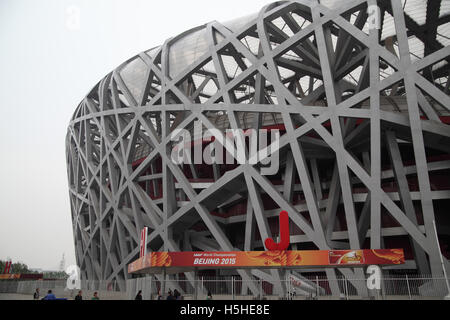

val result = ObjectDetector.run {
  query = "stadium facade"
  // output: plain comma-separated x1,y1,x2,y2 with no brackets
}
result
66,0,450,294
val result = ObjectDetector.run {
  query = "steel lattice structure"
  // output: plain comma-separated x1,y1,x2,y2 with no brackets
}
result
66,0,450,295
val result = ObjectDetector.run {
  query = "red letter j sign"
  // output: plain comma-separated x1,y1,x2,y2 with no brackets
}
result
264,210,290,251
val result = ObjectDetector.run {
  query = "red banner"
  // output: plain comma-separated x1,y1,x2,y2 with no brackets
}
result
128,249,404,274
0,274,43,280
0,274,19,280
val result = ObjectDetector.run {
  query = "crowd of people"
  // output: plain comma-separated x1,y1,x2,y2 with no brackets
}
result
33,288,101,300
155,288,183,300
32,287,213,300
153,289,212,300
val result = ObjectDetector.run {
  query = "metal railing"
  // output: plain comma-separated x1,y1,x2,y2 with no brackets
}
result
1,274,448,300
126,274,450,300
0,280,126,300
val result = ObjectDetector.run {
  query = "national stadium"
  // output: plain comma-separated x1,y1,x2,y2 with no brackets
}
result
66,0,450,298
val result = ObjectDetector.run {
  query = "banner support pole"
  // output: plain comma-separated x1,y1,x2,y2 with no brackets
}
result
194,268,198,300
161,268,166,299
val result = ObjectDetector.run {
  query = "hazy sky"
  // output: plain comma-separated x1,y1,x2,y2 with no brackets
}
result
0,0,274,270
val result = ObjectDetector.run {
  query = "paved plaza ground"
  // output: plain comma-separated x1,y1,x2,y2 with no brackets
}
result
0,293,34,300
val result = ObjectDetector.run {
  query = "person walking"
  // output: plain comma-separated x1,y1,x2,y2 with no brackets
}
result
91,292,100,300
42,290,56,300
166,290,175,300
33,288,40,300
74,290,83,301
206,291,213,300
135,290,143,300
173,289,182,300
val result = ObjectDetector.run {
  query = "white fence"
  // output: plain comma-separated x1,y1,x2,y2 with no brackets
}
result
0,280,126,300
1,275,448,300
126,274,450,300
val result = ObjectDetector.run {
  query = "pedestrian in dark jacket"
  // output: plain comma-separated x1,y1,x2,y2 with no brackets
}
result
173,289,181,300
166,290,175,300
74,290,83,300
135,290,143,300
33,288,40,300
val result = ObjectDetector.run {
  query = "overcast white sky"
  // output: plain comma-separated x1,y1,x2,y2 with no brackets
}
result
0,0,275,270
